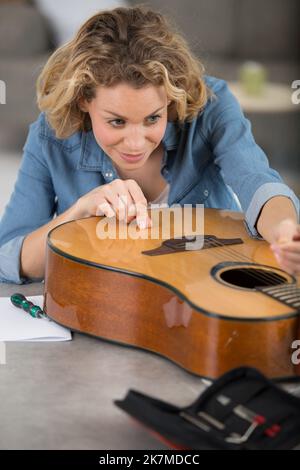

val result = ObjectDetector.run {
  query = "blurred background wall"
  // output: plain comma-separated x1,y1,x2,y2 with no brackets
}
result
0,0,299,217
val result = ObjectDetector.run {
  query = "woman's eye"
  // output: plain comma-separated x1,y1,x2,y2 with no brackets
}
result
147,114,161,124
108,114,161,127
109,119,125,127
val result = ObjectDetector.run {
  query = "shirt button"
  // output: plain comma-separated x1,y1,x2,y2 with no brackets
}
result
203,189,209,197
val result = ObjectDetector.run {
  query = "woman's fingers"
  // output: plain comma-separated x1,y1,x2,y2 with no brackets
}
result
275,219,299,244
95,179,148,226
97,182,130,222
108,180,131,221
278,259,300,275
126,179,151,228
93,179,151,228
95,199,115,217
271,237,300,274
273,249,300,274
273,251,300,275
272,241,300,253
278,251,300,263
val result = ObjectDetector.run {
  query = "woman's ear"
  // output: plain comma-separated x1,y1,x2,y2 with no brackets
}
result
78,97,88,112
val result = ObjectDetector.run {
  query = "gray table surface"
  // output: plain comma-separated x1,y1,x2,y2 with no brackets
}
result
0,282,210,450
1,283,300,450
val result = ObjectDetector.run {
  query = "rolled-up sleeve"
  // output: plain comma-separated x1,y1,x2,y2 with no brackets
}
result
0,236,28,284
203,79,300,238
0,115,56,284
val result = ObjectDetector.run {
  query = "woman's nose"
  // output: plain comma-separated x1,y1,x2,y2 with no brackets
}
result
123,127,146,151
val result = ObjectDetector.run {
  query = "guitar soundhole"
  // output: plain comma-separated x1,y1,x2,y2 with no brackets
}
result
219,267,287,289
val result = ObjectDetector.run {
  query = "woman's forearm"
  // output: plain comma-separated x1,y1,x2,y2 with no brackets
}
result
20,204,79,280
256,196,298,244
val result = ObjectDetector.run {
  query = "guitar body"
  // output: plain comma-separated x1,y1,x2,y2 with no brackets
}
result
44,208,300,379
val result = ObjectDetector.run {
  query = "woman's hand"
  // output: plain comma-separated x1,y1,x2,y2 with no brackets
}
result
270,218,300,275
74,179,152,229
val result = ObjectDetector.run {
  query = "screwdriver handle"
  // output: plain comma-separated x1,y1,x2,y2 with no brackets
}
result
10,293,46,319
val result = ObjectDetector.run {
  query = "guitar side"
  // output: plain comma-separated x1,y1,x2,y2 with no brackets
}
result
44,208,300,379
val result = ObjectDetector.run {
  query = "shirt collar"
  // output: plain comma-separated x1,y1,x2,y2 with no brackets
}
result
77,129,118,181
162,120,180,150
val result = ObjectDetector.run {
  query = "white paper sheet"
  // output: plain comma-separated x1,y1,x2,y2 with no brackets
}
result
0,295,72,342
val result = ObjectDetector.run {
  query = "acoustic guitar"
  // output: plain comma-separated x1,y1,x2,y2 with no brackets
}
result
43,207,300,379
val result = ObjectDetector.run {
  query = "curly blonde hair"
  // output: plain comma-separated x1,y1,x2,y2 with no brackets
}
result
37,5,210,139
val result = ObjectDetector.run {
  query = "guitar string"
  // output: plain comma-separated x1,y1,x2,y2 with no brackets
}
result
156,210,290,285
113,213,299,293
206,240,300,304
198,236,300,289
205,236,299,289
182,235,299,291
188,237,300,305
146,208,297,286
198,236,285,284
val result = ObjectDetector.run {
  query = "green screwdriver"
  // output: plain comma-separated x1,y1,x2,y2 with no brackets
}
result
10,293,48,319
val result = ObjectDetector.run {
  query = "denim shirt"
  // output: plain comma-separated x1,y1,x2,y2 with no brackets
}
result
0,76,299,284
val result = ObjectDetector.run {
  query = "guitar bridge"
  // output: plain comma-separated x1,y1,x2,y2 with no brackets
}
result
142,235,243,256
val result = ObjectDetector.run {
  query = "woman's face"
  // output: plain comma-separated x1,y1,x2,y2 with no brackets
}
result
82,82,170,172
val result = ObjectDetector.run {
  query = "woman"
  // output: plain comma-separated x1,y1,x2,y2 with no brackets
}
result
0,6,299,284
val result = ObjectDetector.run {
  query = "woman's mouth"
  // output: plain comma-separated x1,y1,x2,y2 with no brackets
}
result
119,152,145,163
